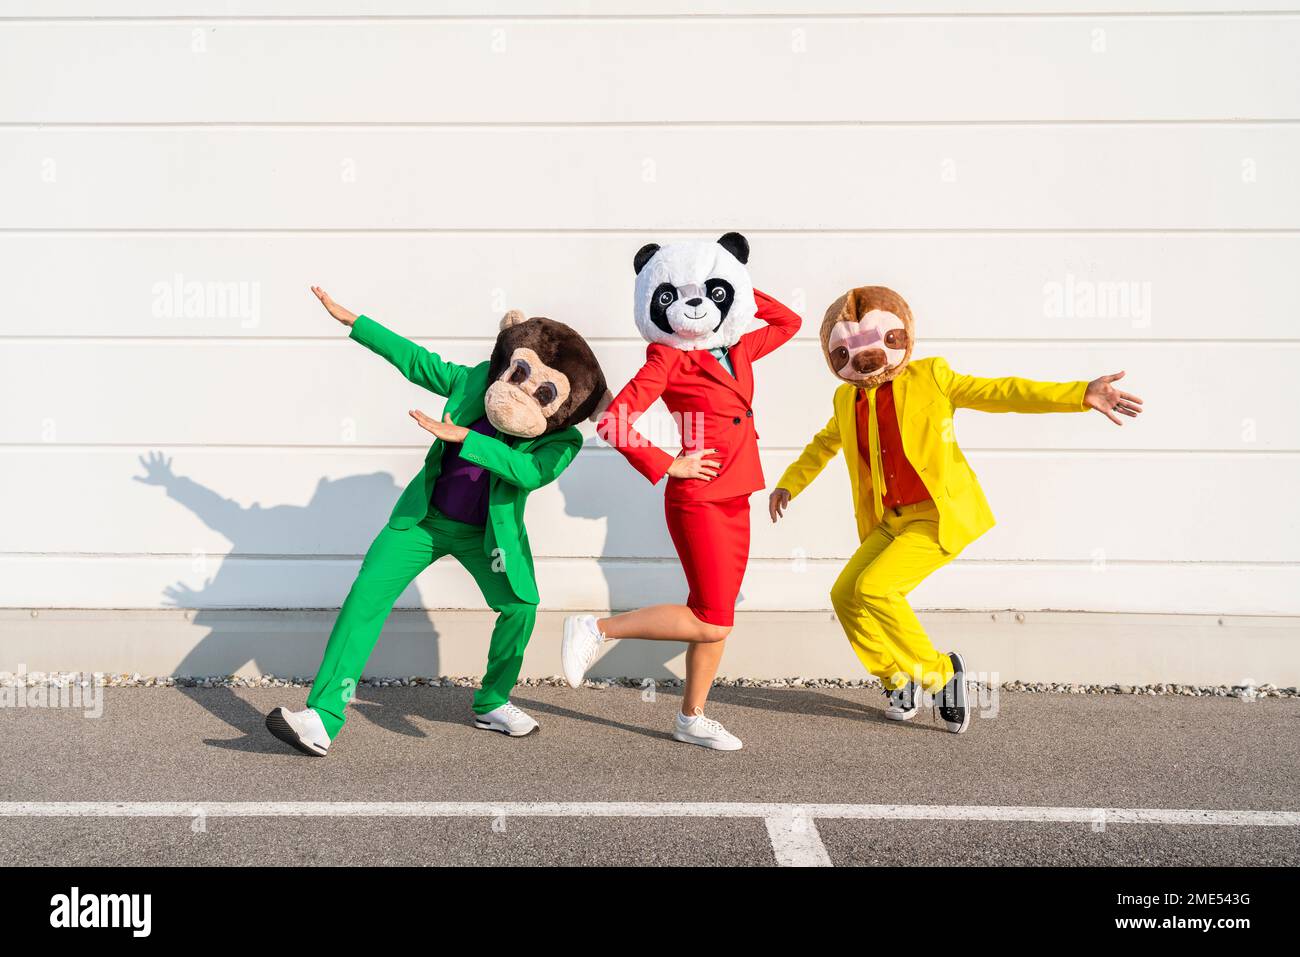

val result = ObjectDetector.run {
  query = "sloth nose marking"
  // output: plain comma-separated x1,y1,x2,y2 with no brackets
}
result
685,298,703,308
852,349,887,374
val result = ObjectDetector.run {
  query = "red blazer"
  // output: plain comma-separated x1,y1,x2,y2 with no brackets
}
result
597,290,802,503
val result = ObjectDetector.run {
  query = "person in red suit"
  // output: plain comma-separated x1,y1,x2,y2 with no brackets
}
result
561,232,801,750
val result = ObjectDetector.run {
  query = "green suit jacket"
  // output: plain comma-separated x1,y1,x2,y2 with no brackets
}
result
350,315,582,604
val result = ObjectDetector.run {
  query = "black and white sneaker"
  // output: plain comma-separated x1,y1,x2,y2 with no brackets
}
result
883,682,919,721
265,706,331,756
473,702,540,737
936,652,970,734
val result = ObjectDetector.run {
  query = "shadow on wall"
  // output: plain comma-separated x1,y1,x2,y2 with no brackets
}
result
133,442,716,738
557,440,689,681
133,452,442,746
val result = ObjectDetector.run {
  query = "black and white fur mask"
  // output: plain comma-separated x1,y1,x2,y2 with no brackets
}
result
631,232,756,352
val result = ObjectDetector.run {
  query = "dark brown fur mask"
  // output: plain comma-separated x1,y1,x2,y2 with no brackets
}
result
820,286,915,388
485,310,609,439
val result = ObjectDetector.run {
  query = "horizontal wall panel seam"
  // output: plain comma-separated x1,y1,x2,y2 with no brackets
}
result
6,13,1300,22
6,121,1300,129
2,445,1293,455
5,340,1294,348
5,228,1298,235
3,553,1296,567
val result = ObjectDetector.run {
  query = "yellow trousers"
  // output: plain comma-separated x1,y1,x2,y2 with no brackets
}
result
830,501,956,693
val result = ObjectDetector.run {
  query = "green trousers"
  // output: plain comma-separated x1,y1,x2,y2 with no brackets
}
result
306,508,537,738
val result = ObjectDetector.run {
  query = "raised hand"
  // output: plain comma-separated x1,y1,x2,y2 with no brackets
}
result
667,447,721,481
409,409,470,444
134,450,175,486
310,285,358,327
768,487,791,523
1085,371,1144,426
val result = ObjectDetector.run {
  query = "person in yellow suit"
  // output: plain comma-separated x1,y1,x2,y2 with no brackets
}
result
769,286,1143,733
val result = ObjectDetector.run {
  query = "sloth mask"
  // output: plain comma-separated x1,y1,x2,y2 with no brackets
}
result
820,285,915,389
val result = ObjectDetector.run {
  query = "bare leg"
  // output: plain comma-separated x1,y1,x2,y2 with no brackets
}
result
597,604,725,643
682,638,727,714
596,604,730,714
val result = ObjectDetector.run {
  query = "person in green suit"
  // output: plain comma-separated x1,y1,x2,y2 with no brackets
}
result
266,287,608,755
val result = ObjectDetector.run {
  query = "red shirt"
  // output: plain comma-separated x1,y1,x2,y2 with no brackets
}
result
856,381,930,509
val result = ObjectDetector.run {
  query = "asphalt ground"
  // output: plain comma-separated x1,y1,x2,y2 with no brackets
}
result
1,684,1296,867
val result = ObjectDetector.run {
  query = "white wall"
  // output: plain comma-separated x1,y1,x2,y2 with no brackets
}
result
3,2,1298,618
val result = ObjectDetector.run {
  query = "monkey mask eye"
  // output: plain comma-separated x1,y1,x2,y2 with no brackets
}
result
533,382,558,407
485,346,572,438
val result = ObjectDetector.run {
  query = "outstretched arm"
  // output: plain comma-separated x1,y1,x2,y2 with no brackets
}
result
741,288,803,362
595,347,721,485
932,356,1088,415
311,285,468,397
407,410,581,492
460,429,582,492
932,356,1143,425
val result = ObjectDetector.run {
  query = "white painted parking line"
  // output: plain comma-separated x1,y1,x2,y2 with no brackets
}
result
3,801,1297,825
764,809,833,867
5,802,1295,868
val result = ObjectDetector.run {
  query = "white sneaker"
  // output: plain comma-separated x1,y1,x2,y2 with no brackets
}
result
265,706,331,756
883,682,919,721
473,702,540,737
672,708,743,751
561,614,605,688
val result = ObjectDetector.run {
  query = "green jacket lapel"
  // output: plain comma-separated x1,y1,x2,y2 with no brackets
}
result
424,362,491,483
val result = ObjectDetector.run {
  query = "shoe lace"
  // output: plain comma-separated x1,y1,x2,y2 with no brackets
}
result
499,702,525,719
687,708,728,736
582,620,605,666
884,684,913,708
935,680,962,721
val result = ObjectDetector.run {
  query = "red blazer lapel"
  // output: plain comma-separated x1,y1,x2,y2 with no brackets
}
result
730,341,754,403
689,347,747,399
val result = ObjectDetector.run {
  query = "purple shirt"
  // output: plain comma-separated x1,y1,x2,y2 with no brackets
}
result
430,416,497,526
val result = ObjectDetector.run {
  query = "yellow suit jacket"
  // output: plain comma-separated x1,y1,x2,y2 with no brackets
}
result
777,357,1089,554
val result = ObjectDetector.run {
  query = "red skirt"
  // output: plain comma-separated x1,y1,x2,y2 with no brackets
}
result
664,495,751,627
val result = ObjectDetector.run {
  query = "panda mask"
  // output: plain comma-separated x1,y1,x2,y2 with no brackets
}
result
631,232,757,352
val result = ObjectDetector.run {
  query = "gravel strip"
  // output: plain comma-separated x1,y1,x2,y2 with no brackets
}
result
1,671,1295,698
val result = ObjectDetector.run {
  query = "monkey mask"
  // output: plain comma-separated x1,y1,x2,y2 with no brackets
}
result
484,310,608,439
820,286,914,388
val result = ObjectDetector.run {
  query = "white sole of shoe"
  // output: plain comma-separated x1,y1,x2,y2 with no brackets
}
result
265,708,328,757
883,708,918,722
943,653,971,734
473,718,539,737
671,730,743,752
560,616,589,689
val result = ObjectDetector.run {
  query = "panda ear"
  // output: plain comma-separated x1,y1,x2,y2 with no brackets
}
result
633,243,660,275
717,232,749,264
